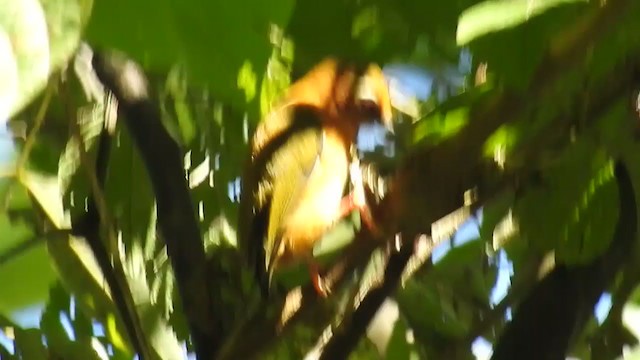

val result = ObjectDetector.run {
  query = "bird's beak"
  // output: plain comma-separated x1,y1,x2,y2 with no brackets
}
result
357,64,394,134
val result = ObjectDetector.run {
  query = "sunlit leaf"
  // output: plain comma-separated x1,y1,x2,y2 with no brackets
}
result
0,0,91,120
457,0,587,45
21,170,68,229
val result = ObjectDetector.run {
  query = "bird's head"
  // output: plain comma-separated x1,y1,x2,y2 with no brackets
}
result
353,63,394,133
286,58,395,133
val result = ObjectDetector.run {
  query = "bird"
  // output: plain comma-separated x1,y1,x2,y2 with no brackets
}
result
238,58,393,298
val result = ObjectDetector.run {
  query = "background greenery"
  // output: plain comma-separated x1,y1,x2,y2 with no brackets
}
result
1,0,640,359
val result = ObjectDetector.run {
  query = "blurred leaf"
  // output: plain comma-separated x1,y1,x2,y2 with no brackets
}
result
384,315,420,360
413,107,469,145
0,177,31,211
47,233,134,356
556,161,618,264
0,0,91,119
457,0,587,45
21,170,68,228
162,66,197,146
0,207,34,254
14,328,46,360
464,1,587,90
514,139,614,263
41,283,77,358
397,280,470,339
430,238,497,303
478,191,516,249
0,238,55,316
85,0,295,109
126,244,184,360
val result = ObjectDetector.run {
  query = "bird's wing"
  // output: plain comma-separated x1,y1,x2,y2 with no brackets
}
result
264,125,324,273
239,106,323,294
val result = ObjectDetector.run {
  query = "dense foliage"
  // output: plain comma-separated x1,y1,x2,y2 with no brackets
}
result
1,0,640,359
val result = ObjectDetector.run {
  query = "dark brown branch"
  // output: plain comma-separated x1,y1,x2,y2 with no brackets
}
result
491,161,637,360
91,50,220,359
319,240,414,360
216,229,381,360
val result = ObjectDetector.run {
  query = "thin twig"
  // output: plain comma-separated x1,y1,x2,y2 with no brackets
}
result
63,78,152,358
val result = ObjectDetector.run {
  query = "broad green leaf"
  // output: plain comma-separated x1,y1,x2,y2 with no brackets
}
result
0,206,33,253
0,240,55,315
384,315,421,360
462,1,587,90
556,162,618,264
514,139,614,262
397,280,470,338
21,170,68,229
457,0,588,45
430,238,497,303
0,0,91,120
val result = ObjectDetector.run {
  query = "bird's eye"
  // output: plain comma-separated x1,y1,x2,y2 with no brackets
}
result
355,99,382,119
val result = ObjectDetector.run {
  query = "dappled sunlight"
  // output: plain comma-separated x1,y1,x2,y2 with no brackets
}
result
2,0,639,358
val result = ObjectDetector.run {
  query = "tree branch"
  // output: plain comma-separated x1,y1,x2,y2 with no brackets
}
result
491,160,638,360
91,50,221,359
319,240,414,360
315,0,636,358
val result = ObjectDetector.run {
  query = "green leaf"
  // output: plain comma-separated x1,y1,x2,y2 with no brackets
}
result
41,283,75,355
397,280,470,338
384,315,420,360
14,328,46,360
514,139,613,261
479,191,515,248
556,161,618,264
457,0,587,45
431,238,497,303
461,0,587,90
0,236,56,315
413,107,469,145
21,170,68,229
0,0,91,119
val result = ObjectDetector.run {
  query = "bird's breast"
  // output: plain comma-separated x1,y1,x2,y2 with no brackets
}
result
279,129,350,262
